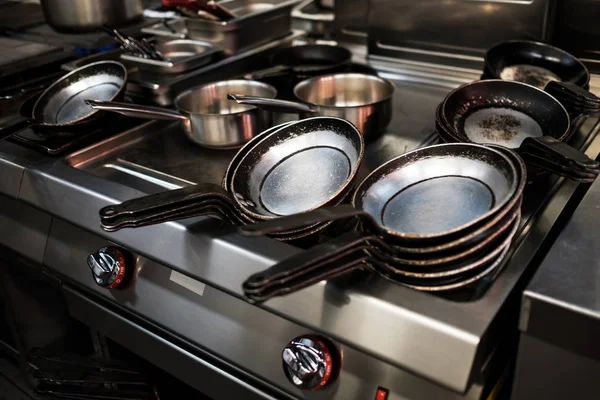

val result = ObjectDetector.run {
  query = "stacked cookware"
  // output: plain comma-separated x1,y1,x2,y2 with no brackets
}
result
99,117,365,241
238,143,527,302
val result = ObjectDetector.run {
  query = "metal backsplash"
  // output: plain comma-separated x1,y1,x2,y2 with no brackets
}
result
334,0,368,44
368,0,555,68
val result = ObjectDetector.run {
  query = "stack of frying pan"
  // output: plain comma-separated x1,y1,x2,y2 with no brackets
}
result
237,143,527,302
435,79,600,183
99,117,365,241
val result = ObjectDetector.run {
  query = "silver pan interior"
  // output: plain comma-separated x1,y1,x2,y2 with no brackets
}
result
355,143,517,238
231,117,364,219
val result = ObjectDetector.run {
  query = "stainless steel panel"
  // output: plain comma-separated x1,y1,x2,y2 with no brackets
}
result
334,0,368,44
512,334,600,400
0,195,52,264
47,219,483,400
368,0,555,68
0,140,47,198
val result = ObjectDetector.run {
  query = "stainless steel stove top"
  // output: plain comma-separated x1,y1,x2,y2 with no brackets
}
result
11,54,600,400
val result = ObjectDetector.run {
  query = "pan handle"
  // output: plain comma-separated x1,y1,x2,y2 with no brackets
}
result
243,231,370,298
520,136,599,175
227,94,317,114
243,65,292,80
0,118,37,141
99,183,234,220
239,204,377,236
85,100,188,121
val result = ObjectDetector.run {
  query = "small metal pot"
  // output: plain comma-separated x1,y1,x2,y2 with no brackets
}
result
86,80,277,149
40,0,146,33
228,73,395,141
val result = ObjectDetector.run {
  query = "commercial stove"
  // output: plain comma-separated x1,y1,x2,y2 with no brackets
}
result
1,45,600,400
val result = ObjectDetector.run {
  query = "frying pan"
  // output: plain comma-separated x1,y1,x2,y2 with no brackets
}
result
0,61,127,140
438,80,599,179
484,40,590,89
242,213,520,302
228,73,395,141
86,80,277,149
244,45,352,80
241,143,519,244
99,117,364,232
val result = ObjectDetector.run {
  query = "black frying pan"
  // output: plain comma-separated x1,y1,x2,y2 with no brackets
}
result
438,80,599,180
244,45,352,80
0,61,127,141
483,40,590,89
99,117,364,235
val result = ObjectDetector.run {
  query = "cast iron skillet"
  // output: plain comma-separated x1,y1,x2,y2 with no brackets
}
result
0,61,127,140
483,40,590,89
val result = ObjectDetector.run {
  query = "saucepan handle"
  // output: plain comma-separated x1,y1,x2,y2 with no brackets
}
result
243,231,371,301
239,204,377,236
85,100,188,121
227,94,317,114
244,65,291,80
99,183,234,220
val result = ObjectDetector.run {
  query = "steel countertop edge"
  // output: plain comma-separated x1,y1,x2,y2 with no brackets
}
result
1,67,600,394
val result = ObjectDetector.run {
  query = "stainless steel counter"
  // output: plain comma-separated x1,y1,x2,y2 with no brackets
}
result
2,51,600,399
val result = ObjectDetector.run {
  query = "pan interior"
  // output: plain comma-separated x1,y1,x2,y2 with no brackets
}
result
294,73,394,107
499,64,560,89
463,107,543,148
38,72,125,125
360,153,513,235
176,80,276,115
232,118,362,217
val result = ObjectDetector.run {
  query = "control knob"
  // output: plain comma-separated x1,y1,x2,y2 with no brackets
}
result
87,246,129,289
282,335,340,390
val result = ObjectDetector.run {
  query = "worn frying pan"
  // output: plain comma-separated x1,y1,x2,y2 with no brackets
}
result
241,143,519,245
242,213,520,302
244,44,352,80
439,80,599,180
99,117,364,233
0,61,127,140
484,40,590,89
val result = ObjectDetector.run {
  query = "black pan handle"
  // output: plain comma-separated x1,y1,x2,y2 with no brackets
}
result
243,230,369,290
520,152,597,183
521,136,599,170
99,183,234,220
244,65,292,80
0,118,37,141
239,204,377,236
227,94,317,114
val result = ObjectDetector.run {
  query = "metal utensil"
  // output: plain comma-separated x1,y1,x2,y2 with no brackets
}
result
0,61,127,141
86,80,277,149
229,73,395,141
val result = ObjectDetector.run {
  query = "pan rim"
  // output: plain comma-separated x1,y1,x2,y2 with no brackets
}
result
231,116,365,220
34,60,128,127
352,142,518,240
293,73,396,108
484,40,590,88
174,79,277,117
440,79,571,144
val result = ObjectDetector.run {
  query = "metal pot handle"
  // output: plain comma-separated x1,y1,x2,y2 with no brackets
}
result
243,65,291,80
227,94,317,114
85,100,187,121
239,204,377,236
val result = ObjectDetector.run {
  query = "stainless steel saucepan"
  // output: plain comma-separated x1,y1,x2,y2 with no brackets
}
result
228,73,395,141
86,80,277,149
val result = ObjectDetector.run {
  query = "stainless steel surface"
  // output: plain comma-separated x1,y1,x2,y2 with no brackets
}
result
368,0,554,69
282,336,336,390
185,0,300,55
0,195,52,265
40,0,145,32
291,0,334,38
141,18,188,39
62,31,305,106
120,39,221,74
334,0,367,44
87,246,128,288
88,80,277,148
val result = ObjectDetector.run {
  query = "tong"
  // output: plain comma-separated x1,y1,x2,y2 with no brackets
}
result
102,25,164,60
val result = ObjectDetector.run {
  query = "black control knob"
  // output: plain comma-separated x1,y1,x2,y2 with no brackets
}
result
282,335,340,391
87,246,129,289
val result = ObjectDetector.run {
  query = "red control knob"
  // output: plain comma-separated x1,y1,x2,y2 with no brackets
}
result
87,246,129,289
282,335,340,390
